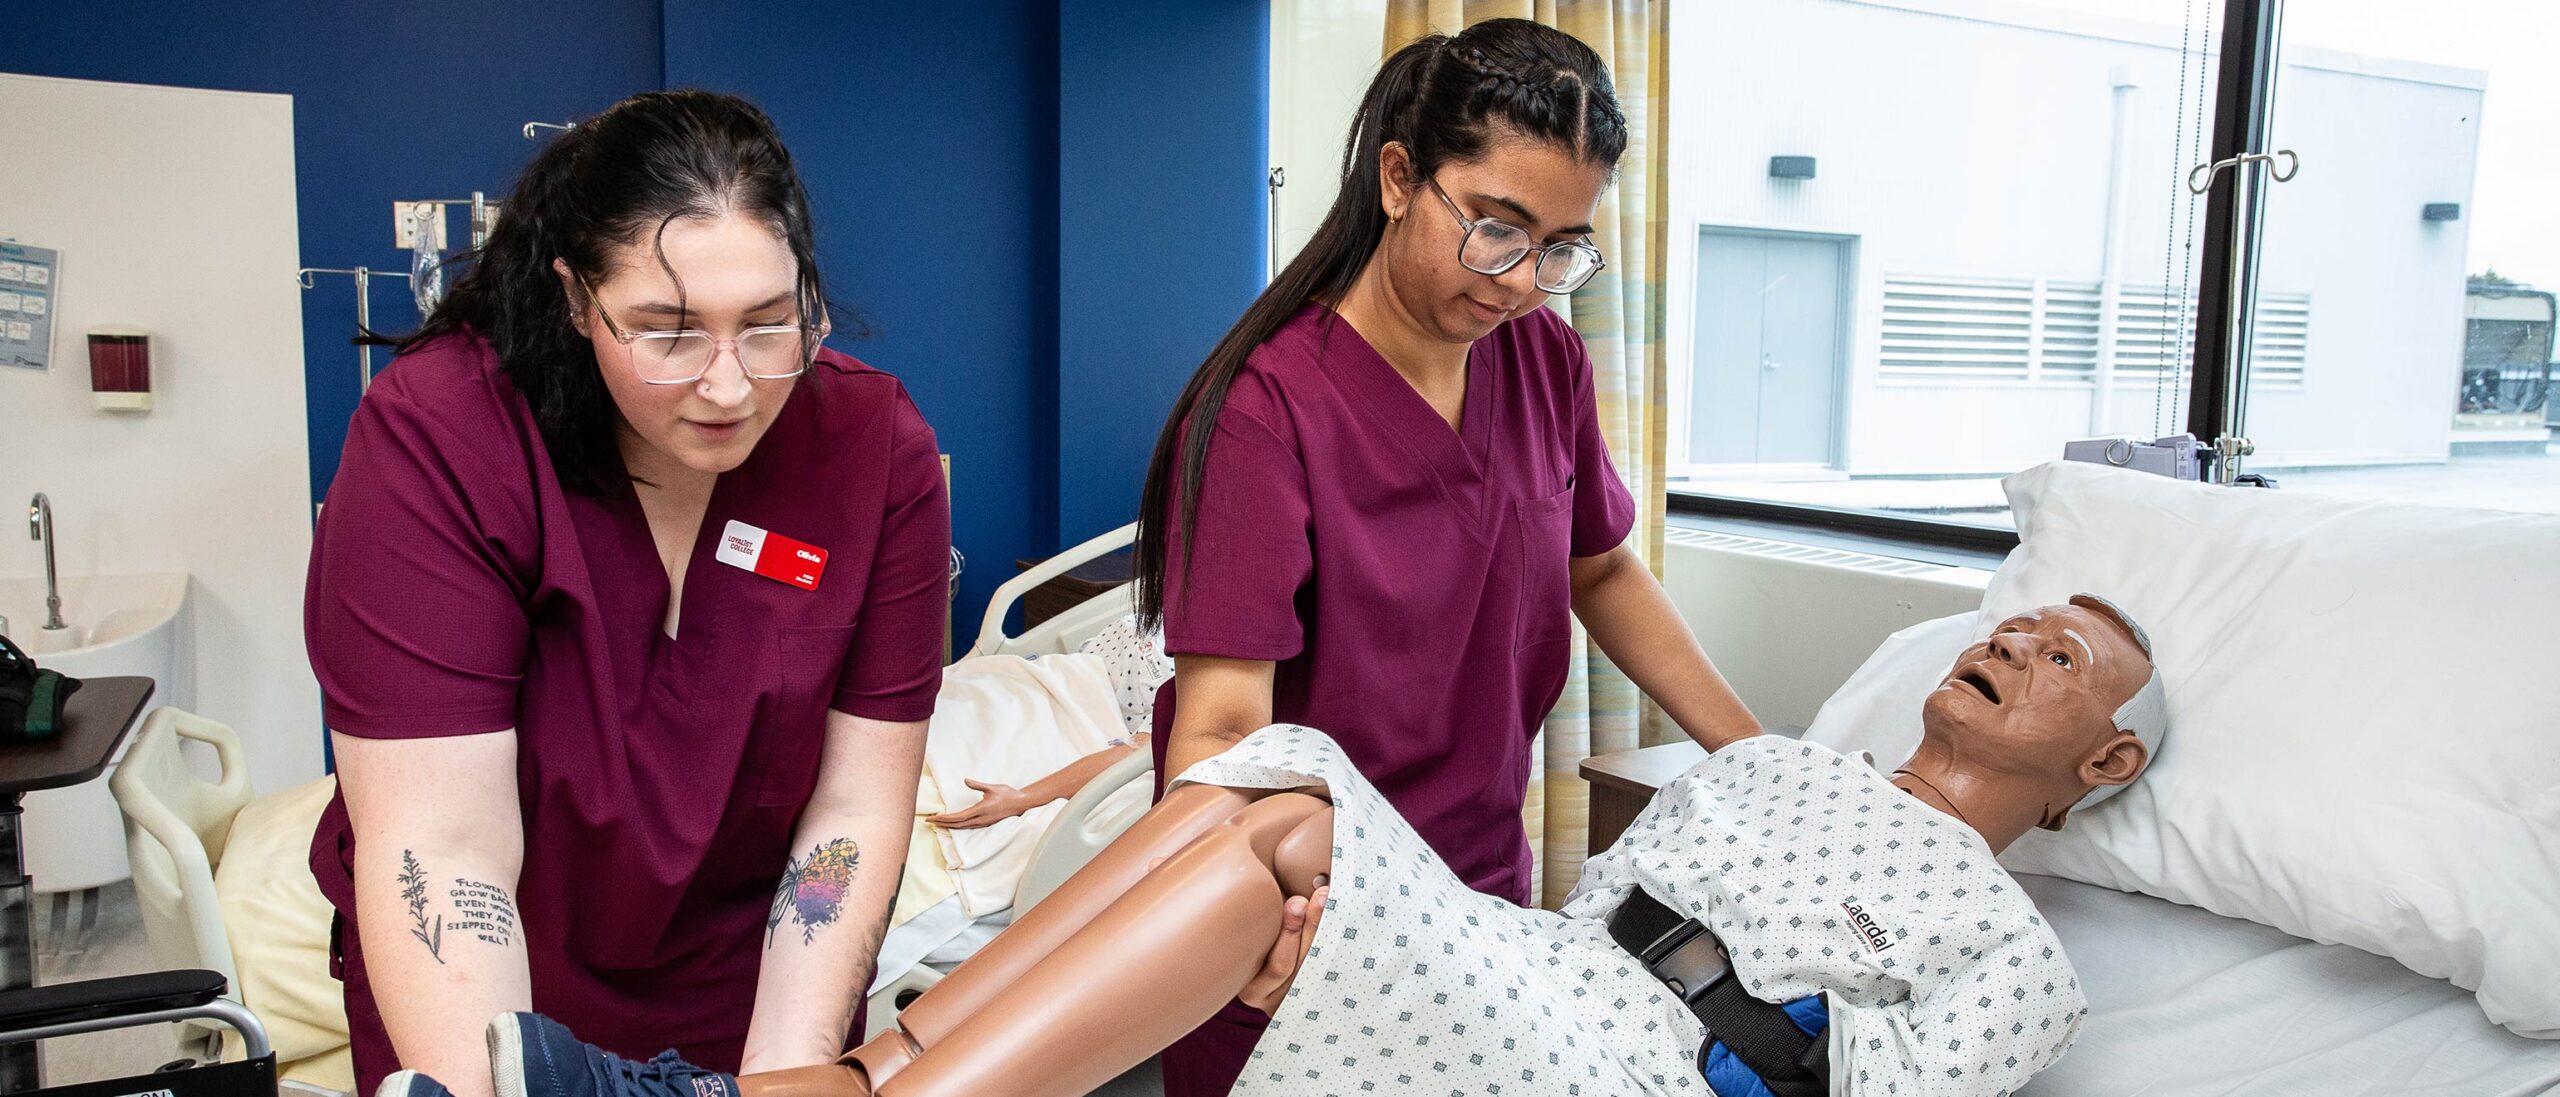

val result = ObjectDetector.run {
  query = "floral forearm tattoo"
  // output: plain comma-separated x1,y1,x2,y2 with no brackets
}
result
399,849,444,964
396,851,520,962
767,838,859,948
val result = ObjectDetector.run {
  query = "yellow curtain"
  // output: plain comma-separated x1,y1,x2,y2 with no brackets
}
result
1384,0,1672,909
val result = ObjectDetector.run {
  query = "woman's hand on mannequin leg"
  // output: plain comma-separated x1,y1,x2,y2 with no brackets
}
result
1239,885,1329,1014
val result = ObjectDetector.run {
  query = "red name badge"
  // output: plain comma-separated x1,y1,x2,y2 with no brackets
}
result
714,520,827,591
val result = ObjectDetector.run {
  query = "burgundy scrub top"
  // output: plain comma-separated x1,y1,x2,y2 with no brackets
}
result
1152,302,1633,1093
304,333,948,1093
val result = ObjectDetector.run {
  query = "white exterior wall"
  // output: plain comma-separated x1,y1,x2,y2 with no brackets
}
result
2246,56,2484,466
1668,0,2484,475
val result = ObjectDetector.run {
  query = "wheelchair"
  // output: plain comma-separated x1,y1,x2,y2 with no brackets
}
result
0,670,279,1097
0,968,275,1097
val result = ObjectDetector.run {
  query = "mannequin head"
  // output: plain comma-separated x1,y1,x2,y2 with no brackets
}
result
1904,596,2164,849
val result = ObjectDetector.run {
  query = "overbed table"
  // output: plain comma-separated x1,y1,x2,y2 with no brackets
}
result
0,676,154,1091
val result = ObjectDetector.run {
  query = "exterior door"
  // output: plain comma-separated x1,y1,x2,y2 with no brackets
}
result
1690,230,1845,465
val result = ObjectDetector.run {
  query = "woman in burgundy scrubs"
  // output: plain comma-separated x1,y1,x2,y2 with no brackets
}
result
305,91,948,1097
1133,21,1763,1093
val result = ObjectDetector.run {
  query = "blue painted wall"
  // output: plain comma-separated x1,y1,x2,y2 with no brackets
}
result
669,1,1268,622
663,1,1061,628
1058,1,1271,545
0,2,665,507
5,2,1266,631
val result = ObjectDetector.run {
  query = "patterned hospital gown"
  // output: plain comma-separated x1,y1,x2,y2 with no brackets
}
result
1174,727,2086,1097
1077,615,1175,738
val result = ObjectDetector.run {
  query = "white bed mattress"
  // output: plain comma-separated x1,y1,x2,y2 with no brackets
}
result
2016,873,2560,1096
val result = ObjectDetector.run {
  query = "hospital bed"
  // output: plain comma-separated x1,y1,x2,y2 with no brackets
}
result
865,522,1155,1037
2016,874,2560,1095
1584,737,2560,1095
1589,462,2560,1094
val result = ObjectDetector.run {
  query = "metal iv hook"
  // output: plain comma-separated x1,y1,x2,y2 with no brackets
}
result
2188,149,2300,195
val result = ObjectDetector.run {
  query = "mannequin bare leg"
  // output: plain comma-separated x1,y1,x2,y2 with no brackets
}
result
743,785,1335,1097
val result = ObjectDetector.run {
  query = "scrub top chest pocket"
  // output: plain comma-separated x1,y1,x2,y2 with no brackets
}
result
754,623,855,807
1513,482,1578,653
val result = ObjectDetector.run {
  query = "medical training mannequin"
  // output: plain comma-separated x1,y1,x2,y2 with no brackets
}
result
390,596,2162,1097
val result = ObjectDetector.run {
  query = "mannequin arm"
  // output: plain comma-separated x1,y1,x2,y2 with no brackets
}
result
927,735,1148,829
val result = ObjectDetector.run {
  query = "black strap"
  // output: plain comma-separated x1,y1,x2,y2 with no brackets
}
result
1607,889,1828,1097
1606,883,1691,960
1694,976,1828,1097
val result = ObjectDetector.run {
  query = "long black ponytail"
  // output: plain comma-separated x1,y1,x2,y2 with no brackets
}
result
390,89,834,495
1132,18,1628,630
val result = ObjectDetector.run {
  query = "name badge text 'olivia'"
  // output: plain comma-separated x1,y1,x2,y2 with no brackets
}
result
714,520,829,591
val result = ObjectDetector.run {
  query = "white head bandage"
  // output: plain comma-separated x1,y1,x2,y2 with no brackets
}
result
2065,593,2168,813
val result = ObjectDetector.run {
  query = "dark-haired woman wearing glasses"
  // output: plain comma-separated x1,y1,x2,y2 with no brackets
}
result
1133,21,1762,1094
305,90,947,1097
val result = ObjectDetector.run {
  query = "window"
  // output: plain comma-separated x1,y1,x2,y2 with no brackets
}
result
1668,0,2557,534
2234,2,2560,514
1667,0,2232,531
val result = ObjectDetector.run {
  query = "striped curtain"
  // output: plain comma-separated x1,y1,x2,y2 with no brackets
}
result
1384,0,1673,909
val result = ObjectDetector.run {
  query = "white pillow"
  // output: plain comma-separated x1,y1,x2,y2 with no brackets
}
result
1800,611,1976,768
1809,460,2560,1038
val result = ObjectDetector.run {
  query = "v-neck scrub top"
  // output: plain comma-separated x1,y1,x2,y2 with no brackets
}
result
304,333,949,1091
1156,302,1634,906
1152,304,1633,1096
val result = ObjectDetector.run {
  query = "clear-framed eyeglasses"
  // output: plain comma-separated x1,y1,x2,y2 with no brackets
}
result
576,271,826,386
1426,179,1605,295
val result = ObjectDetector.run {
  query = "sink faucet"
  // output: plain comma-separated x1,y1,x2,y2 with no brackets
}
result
27,494,62,631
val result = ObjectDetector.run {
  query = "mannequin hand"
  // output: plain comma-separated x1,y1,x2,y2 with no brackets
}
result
1239,885,1329,1013
928,779,1039,829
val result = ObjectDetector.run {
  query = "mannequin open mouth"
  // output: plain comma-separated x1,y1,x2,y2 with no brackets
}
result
1953,666,2002,705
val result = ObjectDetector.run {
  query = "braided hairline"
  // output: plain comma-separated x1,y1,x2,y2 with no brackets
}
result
1443,40,1626,158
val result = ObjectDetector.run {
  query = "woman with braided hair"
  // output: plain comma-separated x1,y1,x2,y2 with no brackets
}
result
1121,19,1764,1092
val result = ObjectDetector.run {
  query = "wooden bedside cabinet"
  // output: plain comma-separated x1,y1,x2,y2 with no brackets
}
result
1579,727,1804,857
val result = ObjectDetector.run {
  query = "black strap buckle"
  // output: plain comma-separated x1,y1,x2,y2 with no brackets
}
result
1635,919,1734,1004
1608,890,1830,1097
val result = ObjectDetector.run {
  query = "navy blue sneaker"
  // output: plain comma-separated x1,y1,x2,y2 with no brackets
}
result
378,1068,459,1097
487,1012,742,1097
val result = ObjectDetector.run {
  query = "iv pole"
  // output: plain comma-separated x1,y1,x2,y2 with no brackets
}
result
294,266,410,393
293,121,572,394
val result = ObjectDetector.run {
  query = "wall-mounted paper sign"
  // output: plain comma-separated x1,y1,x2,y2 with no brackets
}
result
0,241,60,371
